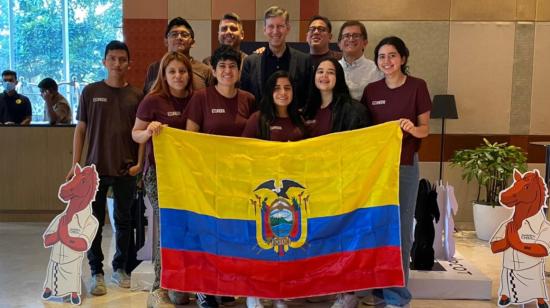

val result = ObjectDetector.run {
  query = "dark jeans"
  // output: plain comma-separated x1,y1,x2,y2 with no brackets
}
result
87,175,137,276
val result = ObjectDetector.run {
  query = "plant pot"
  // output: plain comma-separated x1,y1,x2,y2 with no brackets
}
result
472,202,512,241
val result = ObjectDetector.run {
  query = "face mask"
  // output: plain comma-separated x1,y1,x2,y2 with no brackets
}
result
3,81,15,92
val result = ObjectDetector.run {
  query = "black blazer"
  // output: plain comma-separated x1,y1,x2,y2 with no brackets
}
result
240,45,311,108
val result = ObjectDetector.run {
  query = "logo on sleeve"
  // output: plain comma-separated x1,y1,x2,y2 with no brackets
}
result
371,100,386,106
92,97,108,103
211,109,226,114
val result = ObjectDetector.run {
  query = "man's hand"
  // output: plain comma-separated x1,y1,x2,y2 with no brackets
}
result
66,164,76,181
254,47,266,54
128,164,142,176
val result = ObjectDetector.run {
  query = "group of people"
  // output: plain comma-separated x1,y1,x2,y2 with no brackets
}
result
0,71,72,125
60,5,431,308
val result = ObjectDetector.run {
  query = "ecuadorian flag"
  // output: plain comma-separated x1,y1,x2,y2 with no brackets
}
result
154,121,404,298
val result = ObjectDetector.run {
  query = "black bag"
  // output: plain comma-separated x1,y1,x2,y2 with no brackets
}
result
410,179,440,270
125,189,146,274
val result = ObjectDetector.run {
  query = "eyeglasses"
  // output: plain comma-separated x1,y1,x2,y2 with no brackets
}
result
308,26,328,34
168,31,191,39
341,33,363,40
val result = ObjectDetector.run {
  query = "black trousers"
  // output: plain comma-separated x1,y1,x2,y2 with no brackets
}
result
87,175,137,276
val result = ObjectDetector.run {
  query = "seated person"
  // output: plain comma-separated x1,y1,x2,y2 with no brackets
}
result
0,70,32,125
38,77,72,125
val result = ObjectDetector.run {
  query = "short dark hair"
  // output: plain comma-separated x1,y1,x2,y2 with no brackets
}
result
338,20,368,42
374,36,410,74
309,15,332,33
38,77,58,92
104,40,130,61
210,45,242,69
221,12,242,26
1,70,17,80
165,17,194,39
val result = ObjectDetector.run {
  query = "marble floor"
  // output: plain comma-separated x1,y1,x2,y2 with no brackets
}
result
0,222,544,308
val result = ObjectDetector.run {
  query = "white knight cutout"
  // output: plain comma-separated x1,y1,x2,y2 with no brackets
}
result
491,169,550,308
41,164,99,305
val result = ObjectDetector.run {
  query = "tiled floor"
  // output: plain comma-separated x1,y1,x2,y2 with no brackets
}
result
0,222,544,307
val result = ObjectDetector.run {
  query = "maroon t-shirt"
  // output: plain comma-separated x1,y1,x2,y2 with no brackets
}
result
186,86,255,136
305,105,332,138
361,76,432,165
77,81,143,176
136,93,191,169
242,111,304,141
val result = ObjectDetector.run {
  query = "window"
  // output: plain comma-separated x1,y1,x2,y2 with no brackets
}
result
1,0,122,123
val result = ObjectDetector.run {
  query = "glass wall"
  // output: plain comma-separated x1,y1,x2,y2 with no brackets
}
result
1,0,122,123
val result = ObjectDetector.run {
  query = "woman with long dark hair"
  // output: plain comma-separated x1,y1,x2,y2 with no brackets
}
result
241,71,304,308
302,58,368,308
302,57,367,137
131,51,194,308
361,36,431,308
242,70,306,141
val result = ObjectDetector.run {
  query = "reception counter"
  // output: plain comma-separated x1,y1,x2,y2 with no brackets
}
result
0,125,76,221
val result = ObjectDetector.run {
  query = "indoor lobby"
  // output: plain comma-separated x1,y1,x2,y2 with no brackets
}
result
2,0,550,308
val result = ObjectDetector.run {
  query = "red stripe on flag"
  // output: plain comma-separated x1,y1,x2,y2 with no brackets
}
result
161,246,404,298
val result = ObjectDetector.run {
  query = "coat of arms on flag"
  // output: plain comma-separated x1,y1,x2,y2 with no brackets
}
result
252,179,308,256
154,121,404,298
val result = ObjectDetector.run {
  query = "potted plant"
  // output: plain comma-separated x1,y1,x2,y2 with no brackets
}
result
450,138,527,240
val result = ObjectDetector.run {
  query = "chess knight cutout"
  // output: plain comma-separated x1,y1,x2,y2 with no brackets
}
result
491,169,550,307
41,164,100,305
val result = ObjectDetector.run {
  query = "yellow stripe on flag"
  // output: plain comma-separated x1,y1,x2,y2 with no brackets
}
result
154,121,402,220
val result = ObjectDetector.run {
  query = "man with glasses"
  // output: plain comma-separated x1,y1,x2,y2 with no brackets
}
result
203,13,247,72
337,21,383,101
143,17,214,93
0,70,32,125
240,6,310,107
307,15,342,67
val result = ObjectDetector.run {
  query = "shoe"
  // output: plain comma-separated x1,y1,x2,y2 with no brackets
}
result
498,296,511,307
111,268,131,288
70,293,81,305
147,288,174,308
246,297,264,308
331,293,358,308
168,290,190,305
384,305,410,308
362,292,384,306
273,299,287,308
197,293,219,308
90,274,107,296
41,288,52,300
538,302,548,308
221,296,236,306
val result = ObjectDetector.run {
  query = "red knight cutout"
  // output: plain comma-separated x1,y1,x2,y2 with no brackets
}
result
491,169,550,308
41,164,100,305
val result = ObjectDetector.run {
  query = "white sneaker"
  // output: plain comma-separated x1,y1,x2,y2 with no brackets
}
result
384,304,410,308
246,297,264,308
331,293,358,308
273,299,287,308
